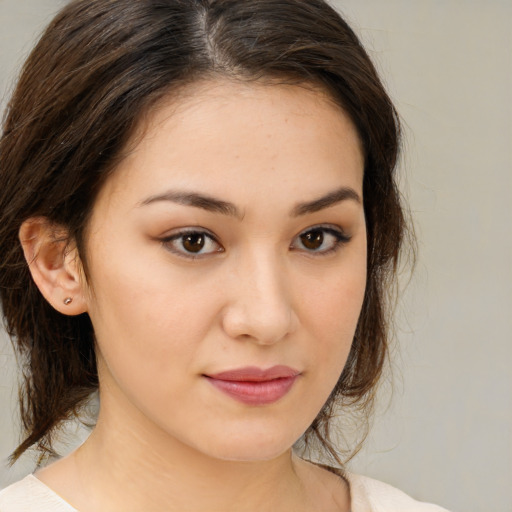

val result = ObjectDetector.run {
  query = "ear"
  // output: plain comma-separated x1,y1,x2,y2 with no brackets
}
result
19,217,88,316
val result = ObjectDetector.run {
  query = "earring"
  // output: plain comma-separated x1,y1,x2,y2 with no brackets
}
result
63,297,73,305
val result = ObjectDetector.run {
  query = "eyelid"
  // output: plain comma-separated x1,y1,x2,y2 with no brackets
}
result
157,223,351,260
290,224,351,256
160,226,217,240
159,227,224,259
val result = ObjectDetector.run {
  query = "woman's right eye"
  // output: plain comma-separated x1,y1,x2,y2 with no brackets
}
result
161,230,223,259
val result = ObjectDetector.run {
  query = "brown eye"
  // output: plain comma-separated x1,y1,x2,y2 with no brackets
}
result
291,226,350,255
182,233,205,253
300,230,324,250
162,229,223,259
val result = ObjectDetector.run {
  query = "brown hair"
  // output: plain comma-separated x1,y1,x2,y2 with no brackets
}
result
0,0,406,464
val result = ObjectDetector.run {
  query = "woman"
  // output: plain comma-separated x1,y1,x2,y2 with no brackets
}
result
0,0,449,510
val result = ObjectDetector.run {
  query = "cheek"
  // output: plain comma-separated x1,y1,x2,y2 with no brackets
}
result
300,248,367,370
310,281,364,364
305,239,366,322
289,266,366,425
88,261,219,422
85,239,224,386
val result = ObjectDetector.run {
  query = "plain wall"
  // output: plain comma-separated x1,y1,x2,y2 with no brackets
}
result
0,2,510,511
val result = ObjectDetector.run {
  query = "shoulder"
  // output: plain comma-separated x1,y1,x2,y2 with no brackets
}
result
0,475,77,512
345,472,451,512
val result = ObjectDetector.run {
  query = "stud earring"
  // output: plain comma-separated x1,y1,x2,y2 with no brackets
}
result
63,297,73,305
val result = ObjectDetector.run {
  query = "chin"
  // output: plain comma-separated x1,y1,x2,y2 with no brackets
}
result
196,425,303,463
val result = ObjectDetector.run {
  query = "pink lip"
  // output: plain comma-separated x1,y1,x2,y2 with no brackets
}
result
204,366,300,405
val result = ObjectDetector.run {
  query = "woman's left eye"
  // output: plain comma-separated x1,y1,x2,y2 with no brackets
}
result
290,226,350,255
161,230,223,258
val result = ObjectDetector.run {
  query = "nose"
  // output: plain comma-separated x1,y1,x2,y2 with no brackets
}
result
221,251,298,345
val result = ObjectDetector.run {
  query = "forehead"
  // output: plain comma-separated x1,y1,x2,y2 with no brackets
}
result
94,79,364,213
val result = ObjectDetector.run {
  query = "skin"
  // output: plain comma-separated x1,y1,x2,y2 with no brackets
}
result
22,80,366,511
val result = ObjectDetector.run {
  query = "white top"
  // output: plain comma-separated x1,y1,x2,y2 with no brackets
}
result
345,473,450,512
0,473,450,511
0,475,76,512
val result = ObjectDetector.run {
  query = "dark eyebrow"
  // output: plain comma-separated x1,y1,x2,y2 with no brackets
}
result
291,186,361,216
139,190,244,220
140,186,360,220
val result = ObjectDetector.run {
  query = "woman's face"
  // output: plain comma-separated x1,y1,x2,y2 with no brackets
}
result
82,80,367,461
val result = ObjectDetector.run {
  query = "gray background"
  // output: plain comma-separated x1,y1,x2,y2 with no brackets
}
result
1,1,511,511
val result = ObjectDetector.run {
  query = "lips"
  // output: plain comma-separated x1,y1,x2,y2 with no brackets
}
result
204,366,300,405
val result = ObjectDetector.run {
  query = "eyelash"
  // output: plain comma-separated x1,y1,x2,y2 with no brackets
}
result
291,225,351,256
160,228,222,260
160,225,351,260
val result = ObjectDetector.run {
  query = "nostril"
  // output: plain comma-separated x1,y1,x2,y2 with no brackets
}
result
221,301,297,346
